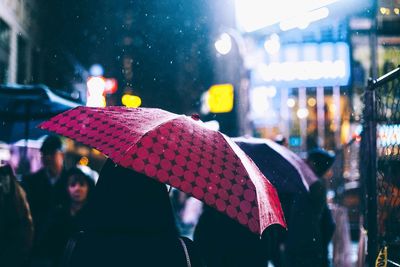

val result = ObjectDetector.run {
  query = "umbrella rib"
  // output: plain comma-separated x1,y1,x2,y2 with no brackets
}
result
220,134,285,234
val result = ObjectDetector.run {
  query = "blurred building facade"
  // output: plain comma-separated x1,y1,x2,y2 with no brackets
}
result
221,0,400,242
223,0,400,155
0,0,42,84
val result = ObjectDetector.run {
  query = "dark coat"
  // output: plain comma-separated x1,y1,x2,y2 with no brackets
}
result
284,181,335,267
63,159,204,267
41,204,86,267
194,206,280,267
21,169,67,228
0,165,34,267
21,168,68,261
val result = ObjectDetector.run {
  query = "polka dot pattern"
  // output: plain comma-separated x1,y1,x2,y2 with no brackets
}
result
39,106,286,234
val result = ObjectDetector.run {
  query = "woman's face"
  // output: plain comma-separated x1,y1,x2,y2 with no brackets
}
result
68,176,89,203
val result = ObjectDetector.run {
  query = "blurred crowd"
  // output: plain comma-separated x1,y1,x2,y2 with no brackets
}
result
0,134,353,267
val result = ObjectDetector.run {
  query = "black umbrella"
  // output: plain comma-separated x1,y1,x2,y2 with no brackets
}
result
233,137,319,194
0,84,80,143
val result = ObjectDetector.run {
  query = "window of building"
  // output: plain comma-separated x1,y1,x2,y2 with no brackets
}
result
0,18,10,83
17,35,27,84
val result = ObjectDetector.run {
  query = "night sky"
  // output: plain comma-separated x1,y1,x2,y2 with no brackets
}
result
40,0,217,114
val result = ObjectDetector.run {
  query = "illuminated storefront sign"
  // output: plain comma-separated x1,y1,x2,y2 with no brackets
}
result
253,42,351,87
234,0,371,33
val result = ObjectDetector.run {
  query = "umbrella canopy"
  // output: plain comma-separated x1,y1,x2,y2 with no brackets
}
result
0,84,80,143
233,137,319,193
39,106,286,235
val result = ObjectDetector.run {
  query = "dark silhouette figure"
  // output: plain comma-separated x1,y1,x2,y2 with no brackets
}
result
0,164,34,267
21,135,68,266
62,159,204,267
40,168,95,267
194,205,281,267
284,148,336,267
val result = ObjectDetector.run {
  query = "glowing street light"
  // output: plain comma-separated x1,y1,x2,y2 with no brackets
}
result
86,76,106,107
264,34,280,55
214,33,233,55
296,108,309,119
287,98,296,108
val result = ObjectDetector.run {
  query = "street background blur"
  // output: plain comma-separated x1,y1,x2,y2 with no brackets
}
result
1,0,400,266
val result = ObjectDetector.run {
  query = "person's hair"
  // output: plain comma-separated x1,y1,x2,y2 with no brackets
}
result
40,135,63,155
307,148,335,177
65,167,95,202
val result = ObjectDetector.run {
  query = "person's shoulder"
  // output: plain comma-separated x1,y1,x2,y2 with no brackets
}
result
21,169,47,185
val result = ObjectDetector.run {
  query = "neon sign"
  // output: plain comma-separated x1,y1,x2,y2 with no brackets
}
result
252,42,351,87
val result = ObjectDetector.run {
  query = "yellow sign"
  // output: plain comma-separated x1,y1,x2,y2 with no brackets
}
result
376,246,387,267
207,84,234,113
122,94,142,108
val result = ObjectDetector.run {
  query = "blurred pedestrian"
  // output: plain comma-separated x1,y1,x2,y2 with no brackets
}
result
284,148,335,267
21,135,68,266
0,164,34,267
40,168,95,267
194,206,280,267
61,159,204,267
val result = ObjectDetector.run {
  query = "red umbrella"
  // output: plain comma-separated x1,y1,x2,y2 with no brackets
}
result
39,106,286,235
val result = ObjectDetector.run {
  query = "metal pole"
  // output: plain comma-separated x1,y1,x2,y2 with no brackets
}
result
299,87,307,151
369,0,378,80
333,85,341,149
317,86,325,147
365,79,378,267
280,87,289,138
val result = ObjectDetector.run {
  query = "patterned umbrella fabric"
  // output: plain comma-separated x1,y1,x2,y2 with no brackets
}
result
39,106,286,235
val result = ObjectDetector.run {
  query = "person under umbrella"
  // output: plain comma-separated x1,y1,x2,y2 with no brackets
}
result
39,106,286,266
194,206,282,267
284,148,336,267
62,159,204,267
39,106,286,236
231,137,333,266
